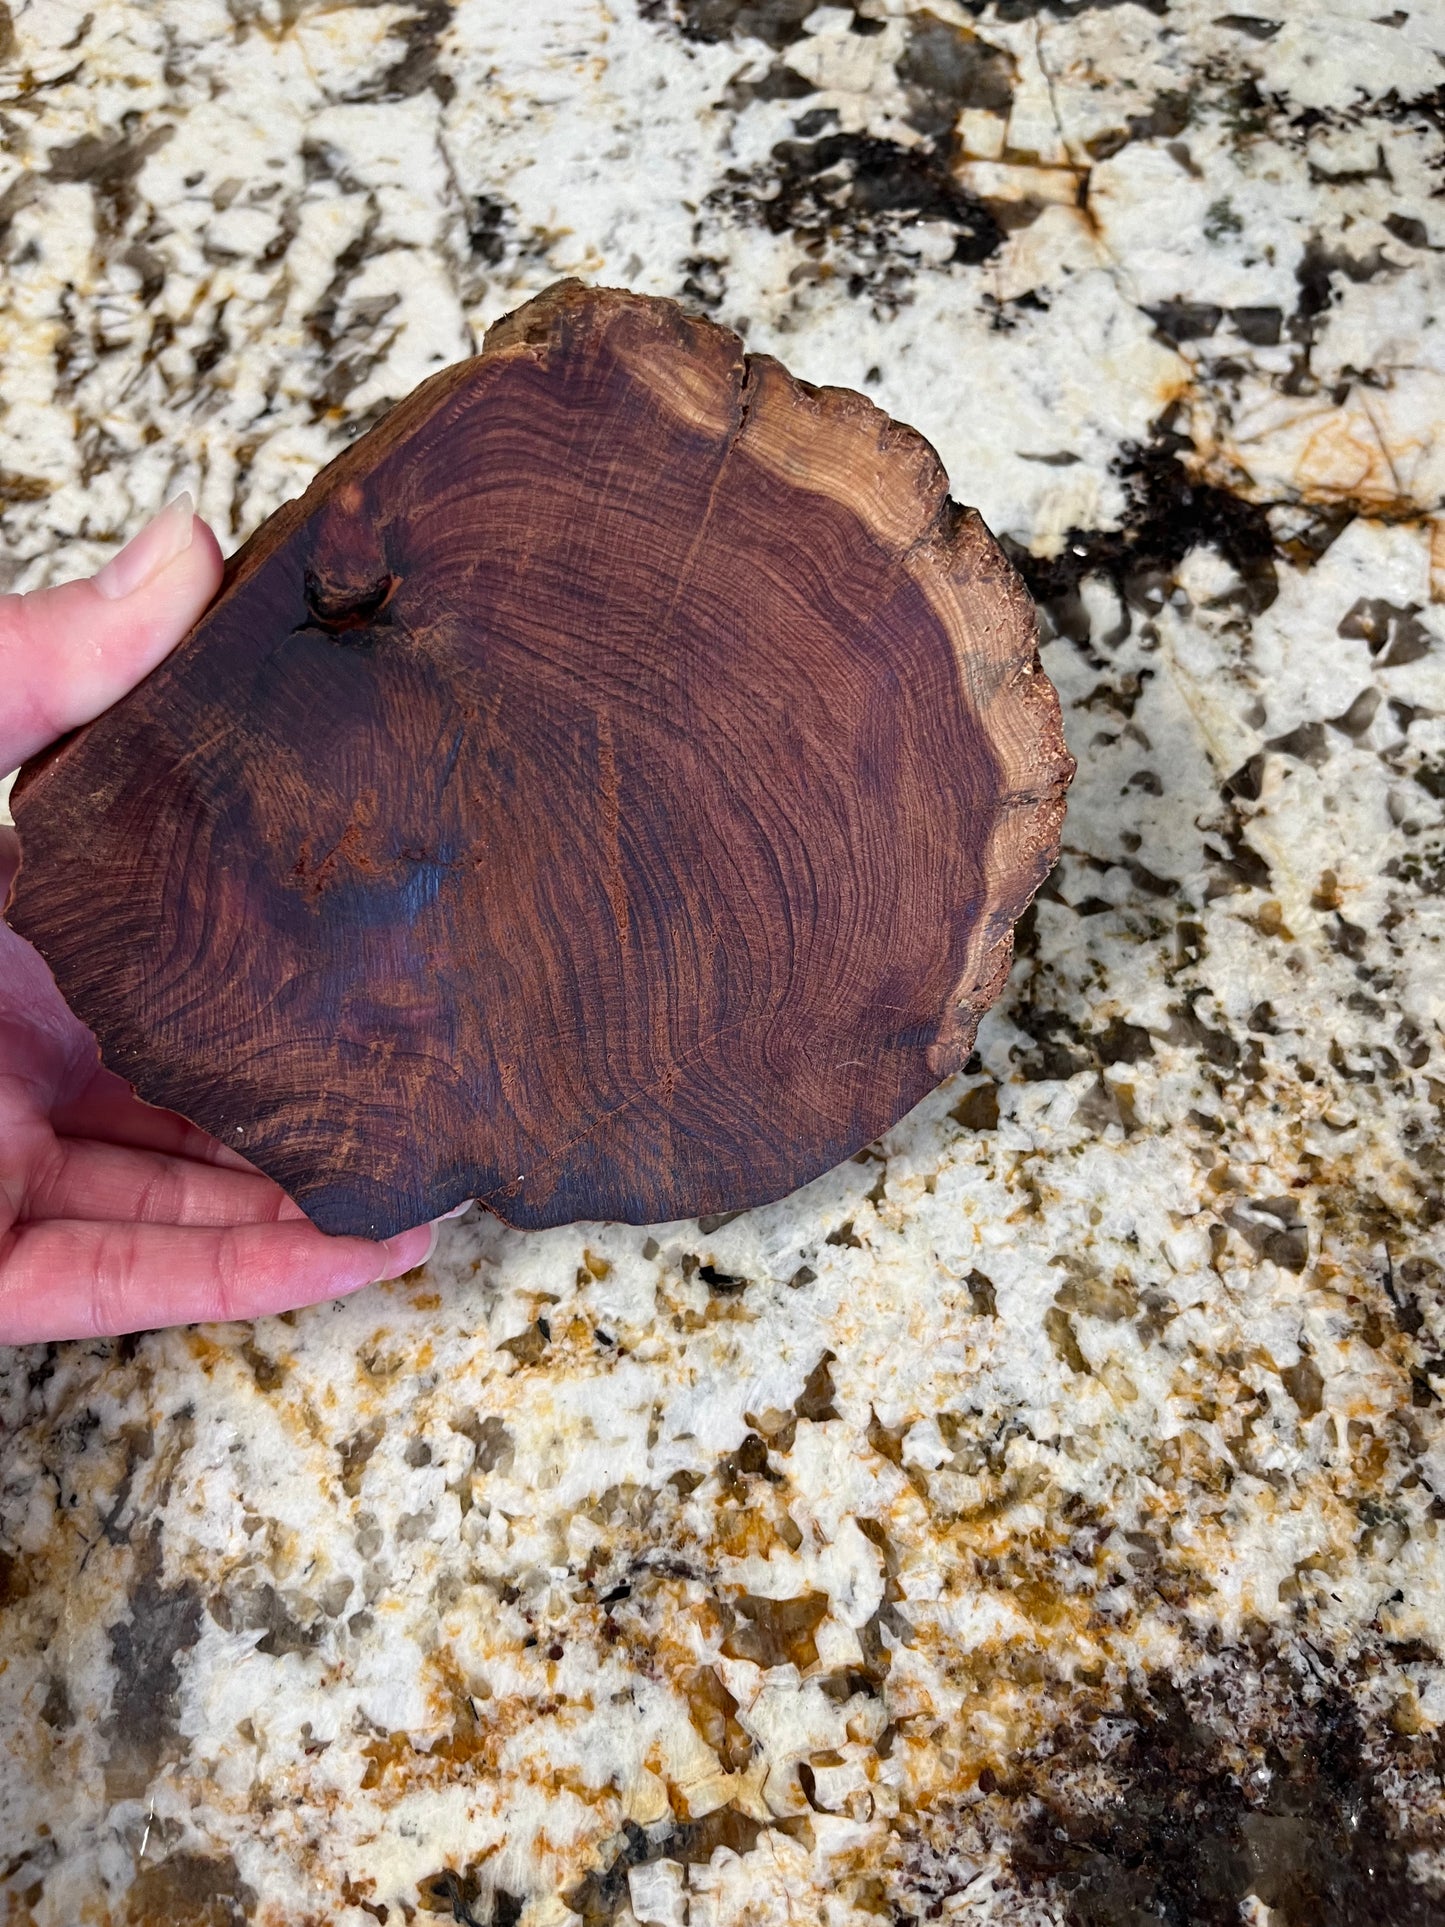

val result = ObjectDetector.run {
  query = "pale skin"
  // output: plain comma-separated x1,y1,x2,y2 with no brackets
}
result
0,496,442,1345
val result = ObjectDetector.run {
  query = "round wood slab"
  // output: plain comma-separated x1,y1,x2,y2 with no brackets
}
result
8,282,1073,1239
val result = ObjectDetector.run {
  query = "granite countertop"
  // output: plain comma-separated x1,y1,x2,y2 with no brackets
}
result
3,1,1445,1921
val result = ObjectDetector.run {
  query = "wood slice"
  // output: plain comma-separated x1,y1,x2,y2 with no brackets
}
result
8,281,1073,1240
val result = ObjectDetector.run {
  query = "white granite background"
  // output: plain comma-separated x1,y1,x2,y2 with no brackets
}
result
4,1,1445,1923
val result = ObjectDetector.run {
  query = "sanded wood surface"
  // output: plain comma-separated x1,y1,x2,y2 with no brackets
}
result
8,281,1072,1239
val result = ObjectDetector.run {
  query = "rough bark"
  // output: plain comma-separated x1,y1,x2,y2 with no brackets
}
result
8,281,1073,1238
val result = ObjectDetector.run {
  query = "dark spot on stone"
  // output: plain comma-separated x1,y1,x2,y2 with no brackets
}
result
467,193,509,264
1011,1672,1443,1927
723,1590,829,1668
499,1321,550,1366
452,1412,513,1474
641,0,815,46
1284,237,1400,392
210,1579,320,1658
338,1418,385,1498
1281,1353,1325,1417
723,59,816,107
565,1809,786,1922
1225,751,1263,805
1397,1256,1439,1335
1386,212,1430,248
1267,719,1330,767
39,1674,73,1730
950,1080,1000,1129
1096,1017,1155,1065
0,1549,29,1608
1273,500,1356,569
104,1528,203,1800
1045,1306,1093,1374
94,1420,156,1548
1204,802,1272,895
1309,143,1393,189
415,1863,496,1923
791,105,839,138
239,1340,282,1392
826,1217,863,1248
1390,697,1433,736
715,129,1003,307
1339,597,1432,667
1216,11,1282,36
1006,430,1278,642
46,122,175,239
788,1263,817,1287
1010,1004,1094,1082
984,0,1166,18
679,252,728,313
698,1262,748,1293
1232,304,1283,344
721,1431,779,1488
795,1350,840,1423
698,1208,743,1234
1329,912,1368,960
357,0,456,105
192,305,230,378
1086,86,1190,159
0,468,52,503
125,1851,255,1926
1329,686,1381,739
1146,300,1224,343
1168,996,1241,1073
897,12,1015,137
966,1268,998,1317
1226,1196,1309,1272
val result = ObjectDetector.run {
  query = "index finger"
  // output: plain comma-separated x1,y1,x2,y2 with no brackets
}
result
0,1217,434,1344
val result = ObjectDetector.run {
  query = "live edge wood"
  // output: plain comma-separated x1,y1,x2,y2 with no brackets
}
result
8,282,1073,1240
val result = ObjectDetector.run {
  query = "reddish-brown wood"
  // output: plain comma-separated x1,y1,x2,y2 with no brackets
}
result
8,281,1073,1239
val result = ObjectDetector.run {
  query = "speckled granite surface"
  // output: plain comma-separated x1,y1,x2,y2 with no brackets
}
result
4,1,1445,1922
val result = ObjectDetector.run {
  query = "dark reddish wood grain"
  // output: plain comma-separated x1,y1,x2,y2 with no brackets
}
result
7,281,1073,1239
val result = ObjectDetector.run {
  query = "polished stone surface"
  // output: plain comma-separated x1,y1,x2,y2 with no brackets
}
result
3,1,1445,1921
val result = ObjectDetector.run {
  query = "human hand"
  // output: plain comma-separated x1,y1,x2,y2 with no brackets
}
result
0,497,441,1343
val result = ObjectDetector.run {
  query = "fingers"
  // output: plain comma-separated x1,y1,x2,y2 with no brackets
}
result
0,1217,435,1344
49,1063,259,1171
0,494,224,774
22,1134,307,1228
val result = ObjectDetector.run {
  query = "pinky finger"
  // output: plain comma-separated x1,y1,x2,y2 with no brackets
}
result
0,1217,435,1344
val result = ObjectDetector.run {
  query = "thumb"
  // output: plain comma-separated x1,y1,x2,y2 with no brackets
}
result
0,493,225,775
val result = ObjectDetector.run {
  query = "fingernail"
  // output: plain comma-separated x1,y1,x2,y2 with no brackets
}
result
372,1222,436,1283
436,1199,474,1222
93,492,195,601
